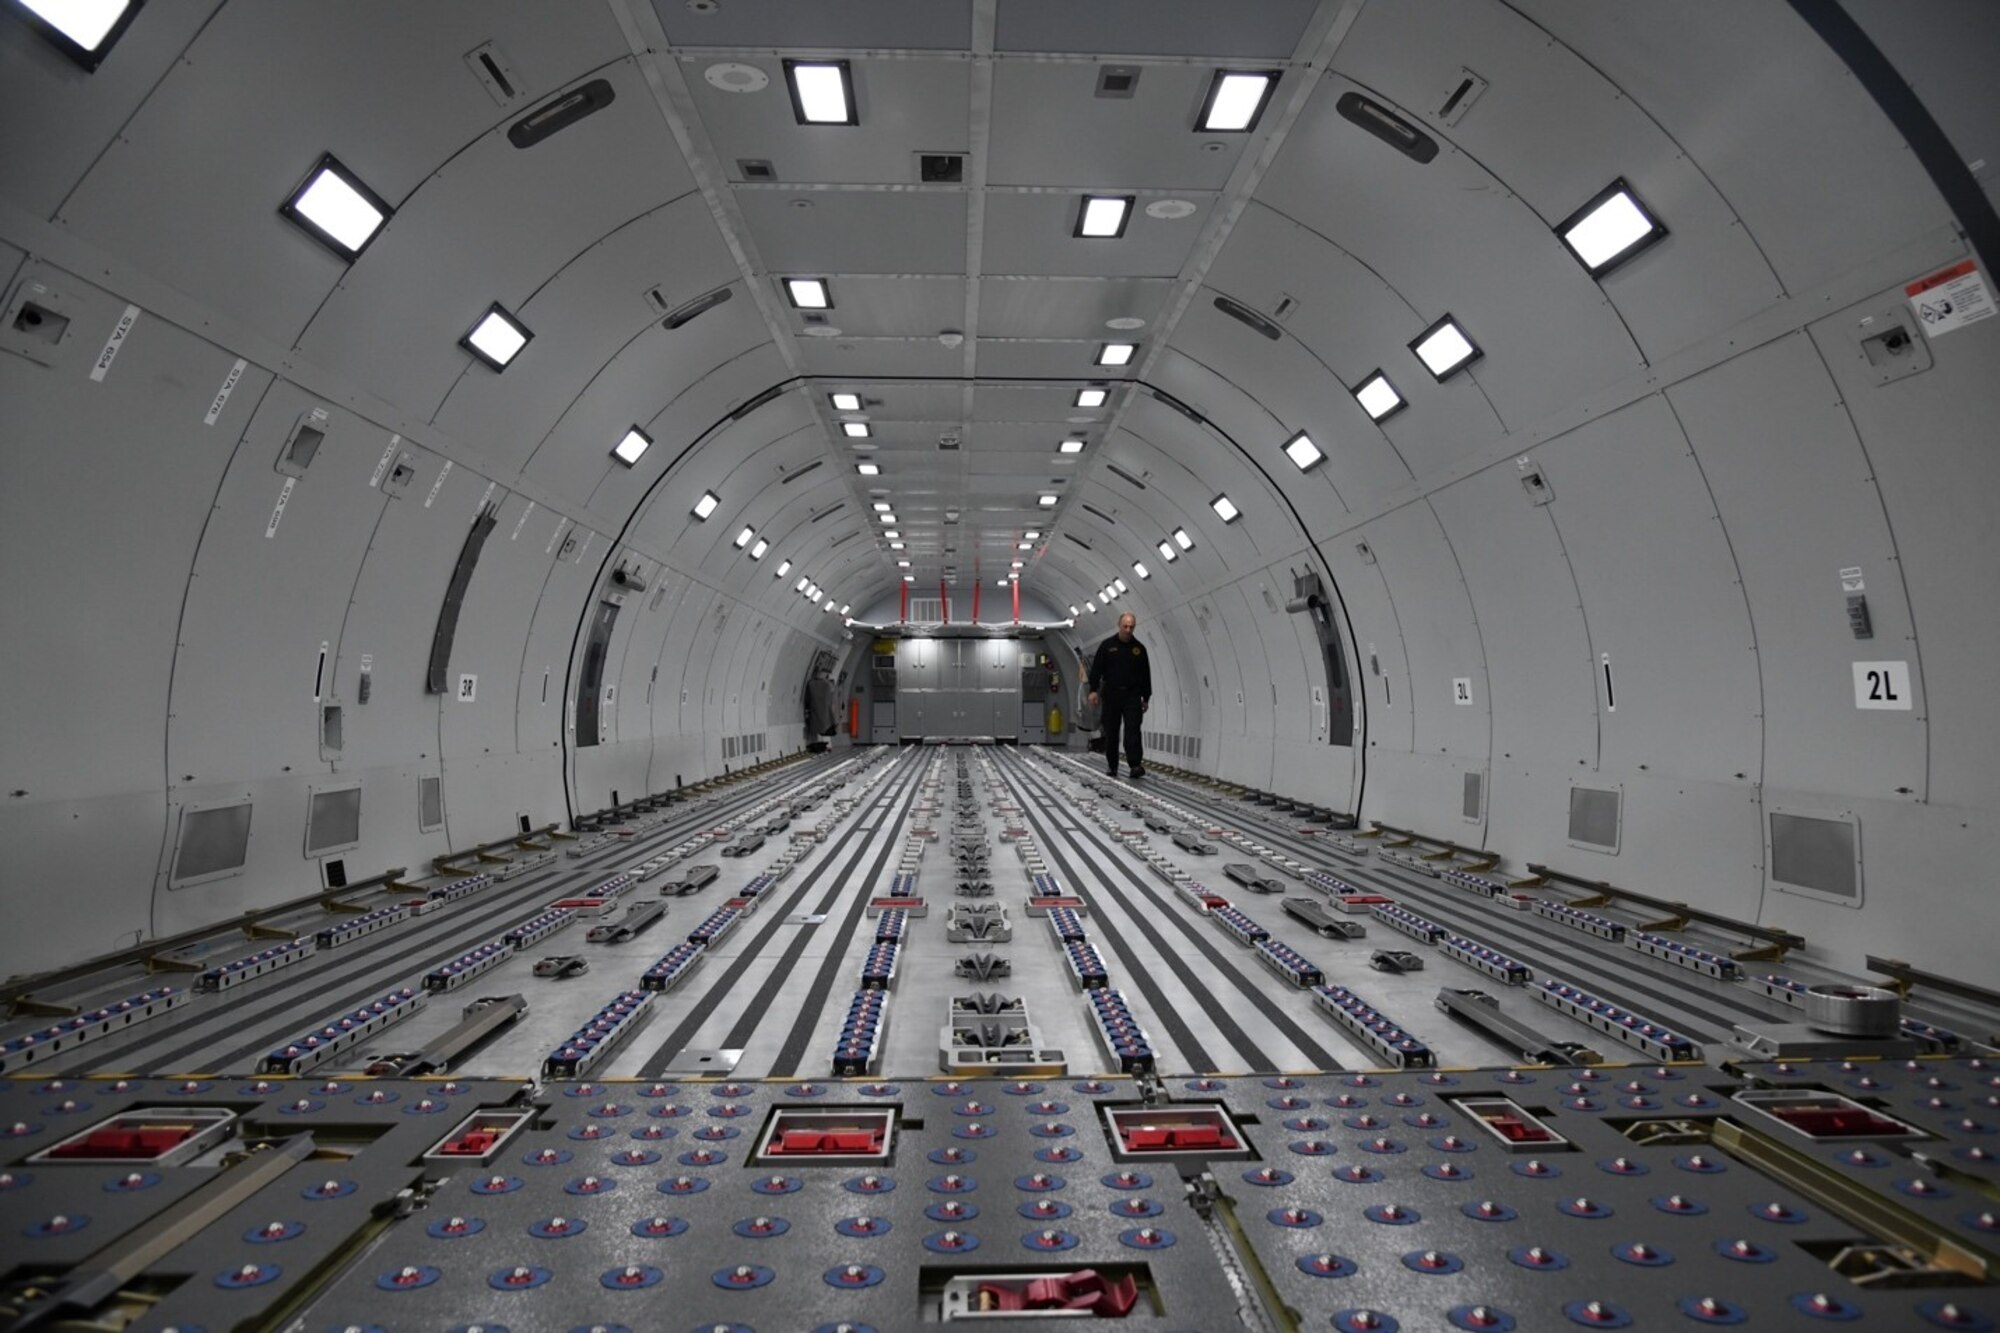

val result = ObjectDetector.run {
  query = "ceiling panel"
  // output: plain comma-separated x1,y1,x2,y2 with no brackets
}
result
987,63,1256,189
975,339,1140,379
685,57,972,185
776,275,966,337
976,277,1177,338
819,382,966,419
982,191,1213,277
656,0,972,49
970,385,1123,422
994,0,1317,57
737,189,969,272
795,336,968,378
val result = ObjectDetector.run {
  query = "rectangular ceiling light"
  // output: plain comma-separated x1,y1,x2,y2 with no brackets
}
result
1096,342,1137,367
1283,430,1325,472
856,462,880,476
840,604,850,615
1114,577,1129,593
1133,562,1149,580
1010,560,1024,569
1173,527,1194,550
1157,540,1177,562
461,302,531,370
829,391,863,412
784,277,832,309
749,538,769,559
879,512,897,525
1558,178,1667,276
872,501,892,512
1074,386,1108,409
1038,493,1059,507
1076,194,1135,238
691,490,721,520
734,526,755,549
903,574,915,582
1058,438,1086,455
843,421,871,438
612,426,653,466
280,154,392,260
1411,315,1481,380
776,559,792,577
784,59,857,125
1198,70,1280,132
889,541,905,550
796,577,810,592
1069,605,1080,616
897,559,911,567
1025,530,1041,540
1210,494,1240,523
1353,370,1405,422
15,0,141,69
883,531,900,541
1017,541,1032,551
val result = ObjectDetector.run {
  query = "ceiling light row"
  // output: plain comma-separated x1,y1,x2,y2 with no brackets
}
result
782,60,1277,134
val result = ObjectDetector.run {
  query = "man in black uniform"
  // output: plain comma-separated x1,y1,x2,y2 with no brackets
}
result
1087,612,1151,779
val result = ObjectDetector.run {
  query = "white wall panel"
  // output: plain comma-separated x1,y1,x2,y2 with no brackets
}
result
1357,502,1488,761
1319,543,1412,757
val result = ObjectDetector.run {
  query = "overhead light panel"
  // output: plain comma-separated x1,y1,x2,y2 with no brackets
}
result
461,303,532,370
1024,530,1041,540
691,490,721,520
1133,562,1149,579
776,559,793,577
856,462,880,476
996,578,1009,588
1173,527,1194,551
749,538,769,559
734,526,755,549
784,59,857,125
1197,70,1280,132
795,577,809,592
872,501,893,512
1282,430,1325,472
830,391,863,411
1074,387,1108,409
1059,438,1086,455
840,604,850,615
883,531,900,541
1157,541,1176,562
1038,493,1059,507
1018,541,1032,551
1075,194,1134,238
281,154,392,260
1096,342,1137,367
889,541,905,551
843,421,871,438
1411,315,1481,380
14,0,141,68
611,426,653,467
1114,577,1129,593
1069,605,1081,616
1558,178,1666,276
1010,560,1024,569
1210,494,1240,523
1353,371,1405,422
903,574,915,583
897,559,911,568
784,277,832,309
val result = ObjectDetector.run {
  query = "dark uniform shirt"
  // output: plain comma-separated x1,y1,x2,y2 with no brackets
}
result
1089,634,1152,701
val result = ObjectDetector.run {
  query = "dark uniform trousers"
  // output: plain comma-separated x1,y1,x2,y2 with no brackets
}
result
1089,633,1152,775
1100,690,1144,773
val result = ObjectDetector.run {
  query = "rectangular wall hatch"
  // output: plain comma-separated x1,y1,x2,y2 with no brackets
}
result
1101,1103,1251,1160
31,1107,238,1165
752,1107,896,1164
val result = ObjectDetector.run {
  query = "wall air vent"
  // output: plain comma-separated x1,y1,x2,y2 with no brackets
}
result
1335,91,1438,164
508,79,616,149
1212,295,1282,341
1567,786,1622,854
170,800,253,889
780,459,824,484
730,385,785,421
659,285,733,330
810,502,848,523
1105,464,1148,490
465,42,525,108
737,158,776,180
1063,533,1094,550
1096,65,1141,98
1080,504,1117,525
1146,385,1206,425
918,152,965,183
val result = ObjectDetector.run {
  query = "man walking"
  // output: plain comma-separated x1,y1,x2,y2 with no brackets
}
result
1087,612,1151,779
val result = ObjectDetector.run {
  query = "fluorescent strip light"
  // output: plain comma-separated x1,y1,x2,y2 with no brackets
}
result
1157,541,1176,562
1173,528,1194,550
1283,430,1325,472
1074,387,1108,409
1096,342,1137,367
1076,194,1134,238
1198,70,1279,132
883,530,900,540
1085,601,1096,613
1058,438,1086,455
796,577,810,592
691,490,720,520
843,421,871,438
1010,560,1024,569
903,574,915,582
611,427,653,466
840,605,850,615
872,501,892,512
1558,179,1666,275
1411,315,1480,379
785,277,832,309
1133,563,1149,580
1038,494,1059,507
749,539,769,559
830,391,863,411
856,462,880,476
734,526,755,549
462,303,531,370
1211,494,1240,523
1069,605,1080,616
17,0,136,66
281,155,391,259
1024,530,1041,540
1354,371,1404,422
784,59,856,125
776,559,792,577
1018,542,1032,551
889,542,905,551
897,559,911,568
996,579,1009,588
1114,578,1129,593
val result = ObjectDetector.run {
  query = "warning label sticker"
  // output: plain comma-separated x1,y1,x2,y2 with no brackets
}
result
1905,259,1994,337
